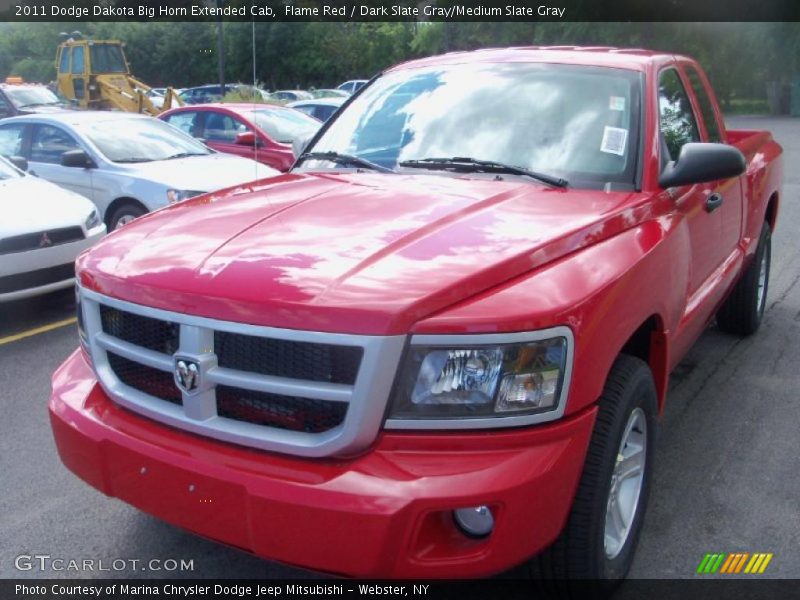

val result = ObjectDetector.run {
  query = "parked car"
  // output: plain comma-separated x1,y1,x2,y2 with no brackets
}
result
179,85,224,104
50,48,782,589
180,84,266,104
0,112,277,230
0,80,70,119
287,97,345,123
146,88,165,109
336,79,368,94
0,154,105,302
310,89,349,99
267,90,313,103
160,103,321,171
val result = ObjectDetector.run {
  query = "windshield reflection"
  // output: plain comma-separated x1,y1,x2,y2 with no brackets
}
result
83,118,212,163
305,62,642,189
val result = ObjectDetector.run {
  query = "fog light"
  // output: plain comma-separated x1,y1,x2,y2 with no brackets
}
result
453,505,494,539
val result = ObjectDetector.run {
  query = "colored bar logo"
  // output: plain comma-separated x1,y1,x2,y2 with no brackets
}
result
697,552,773,574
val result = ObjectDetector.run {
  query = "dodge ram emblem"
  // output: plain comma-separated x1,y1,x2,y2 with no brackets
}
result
175,359,200,393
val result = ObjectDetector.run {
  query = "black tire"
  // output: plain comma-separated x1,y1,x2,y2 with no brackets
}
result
530,355,657,599
716,222,771,336
108,203,146,231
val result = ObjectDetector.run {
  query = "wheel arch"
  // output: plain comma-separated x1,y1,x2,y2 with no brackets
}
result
617,314,669,412
104,197,147,229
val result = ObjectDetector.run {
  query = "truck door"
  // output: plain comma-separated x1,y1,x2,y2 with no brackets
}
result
202,110,258,161
658,67,723,297
681,63,744,262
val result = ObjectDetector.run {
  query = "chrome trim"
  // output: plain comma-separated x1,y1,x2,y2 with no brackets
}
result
80,286,405,457
207,366,353,403
384,326,575,430
95,332,173,371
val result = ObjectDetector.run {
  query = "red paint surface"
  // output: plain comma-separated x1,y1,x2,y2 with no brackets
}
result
56,48,782,575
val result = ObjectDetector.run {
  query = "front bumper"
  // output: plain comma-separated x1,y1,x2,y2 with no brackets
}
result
50,349,596,578
0,226,105,302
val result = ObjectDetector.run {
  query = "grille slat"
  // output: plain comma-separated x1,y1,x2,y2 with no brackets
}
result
107,352,182,405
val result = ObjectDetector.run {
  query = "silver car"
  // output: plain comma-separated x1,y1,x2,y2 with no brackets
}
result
0,112,278,230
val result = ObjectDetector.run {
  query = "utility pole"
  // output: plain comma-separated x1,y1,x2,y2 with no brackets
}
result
216,0,225,95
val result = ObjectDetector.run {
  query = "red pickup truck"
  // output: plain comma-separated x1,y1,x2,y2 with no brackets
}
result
50,47,782,589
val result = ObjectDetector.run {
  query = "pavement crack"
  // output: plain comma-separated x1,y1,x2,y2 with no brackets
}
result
769,269,800,311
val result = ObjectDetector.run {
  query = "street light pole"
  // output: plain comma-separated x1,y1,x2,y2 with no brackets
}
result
216,0,225,96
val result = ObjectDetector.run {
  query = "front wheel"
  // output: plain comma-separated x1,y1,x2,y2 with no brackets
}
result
530,354,657,597
108,203,146,231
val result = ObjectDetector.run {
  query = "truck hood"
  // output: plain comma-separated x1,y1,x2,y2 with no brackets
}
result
118,153,277,191
1,175,95,236
79,172,640,334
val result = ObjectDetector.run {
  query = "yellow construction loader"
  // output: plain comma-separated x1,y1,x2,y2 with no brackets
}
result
55,38,183,115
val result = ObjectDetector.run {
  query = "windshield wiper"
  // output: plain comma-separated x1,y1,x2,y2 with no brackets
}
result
164,152,209,160
114,158,154,163
398,157,568,188
296,151,394,173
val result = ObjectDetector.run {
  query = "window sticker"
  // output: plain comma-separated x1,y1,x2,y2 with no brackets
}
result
609,96,626,111
600,126,628,156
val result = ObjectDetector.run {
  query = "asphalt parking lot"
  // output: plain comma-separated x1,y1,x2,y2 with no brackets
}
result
1,116,798,585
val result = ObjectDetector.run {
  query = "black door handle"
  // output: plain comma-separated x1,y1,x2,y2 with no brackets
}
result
706,193,723,213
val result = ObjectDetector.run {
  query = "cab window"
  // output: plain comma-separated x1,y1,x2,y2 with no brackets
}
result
58,48,70,74
164,111,202,138
30,125,80,164
685,66,722,143
0,123,25,156
658,69,700,162
71,46,85,74
204,112,249,143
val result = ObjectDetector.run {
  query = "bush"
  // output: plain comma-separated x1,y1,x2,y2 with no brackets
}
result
724,98,770,116
221,86,266,104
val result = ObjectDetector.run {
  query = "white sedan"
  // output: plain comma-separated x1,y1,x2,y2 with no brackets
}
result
0,155,105,302
0,112,278,230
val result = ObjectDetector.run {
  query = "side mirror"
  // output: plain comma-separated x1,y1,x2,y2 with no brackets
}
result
292,134,313,158
61,149,95,168
8,155,28,172
659,142,745,188
234,131,259,146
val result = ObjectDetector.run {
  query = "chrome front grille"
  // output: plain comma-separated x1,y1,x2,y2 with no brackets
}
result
81,287,405,457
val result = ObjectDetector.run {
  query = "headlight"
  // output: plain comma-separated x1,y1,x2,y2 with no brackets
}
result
387,328,573,428
84,209,101,230
166,189,204,204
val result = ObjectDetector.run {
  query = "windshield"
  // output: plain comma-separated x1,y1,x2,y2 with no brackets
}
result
247,108,320,144
0,156,22,180
305,63,642,189
90,43,128,73
82,118,212,163
4,86,62,108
